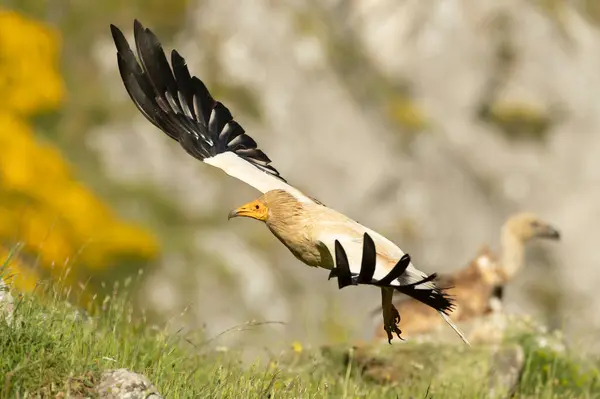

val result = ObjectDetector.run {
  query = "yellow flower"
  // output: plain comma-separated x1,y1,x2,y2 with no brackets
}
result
291,341,303,354
0,9,64,116
1,247,40,293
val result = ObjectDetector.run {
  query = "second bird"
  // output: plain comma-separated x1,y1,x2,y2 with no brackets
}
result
372,212,560,341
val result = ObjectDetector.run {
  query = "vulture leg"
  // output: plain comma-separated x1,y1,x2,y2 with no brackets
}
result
381,287,403,344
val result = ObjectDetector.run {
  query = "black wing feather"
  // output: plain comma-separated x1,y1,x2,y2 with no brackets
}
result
357,233,376,283
398,278,455,315
333,240,353,289
170,50,196,119
110,20,285,181
329,233,455,314
376,254,411,286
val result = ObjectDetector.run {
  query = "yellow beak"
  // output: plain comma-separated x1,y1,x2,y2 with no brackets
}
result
227,200,268,221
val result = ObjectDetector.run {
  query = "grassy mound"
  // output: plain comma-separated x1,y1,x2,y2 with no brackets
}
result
1,277,599,398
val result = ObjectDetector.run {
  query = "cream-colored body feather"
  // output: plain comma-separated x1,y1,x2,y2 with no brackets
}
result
265,193,434,289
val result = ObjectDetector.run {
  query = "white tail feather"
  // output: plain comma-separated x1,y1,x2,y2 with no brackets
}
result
439,311,471,346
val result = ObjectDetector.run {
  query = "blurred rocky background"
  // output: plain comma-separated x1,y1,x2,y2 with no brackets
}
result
2,0,600,354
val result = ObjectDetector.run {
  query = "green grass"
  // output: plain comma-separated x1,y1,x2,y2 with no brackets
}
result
1,259,600,398
0,288,433,398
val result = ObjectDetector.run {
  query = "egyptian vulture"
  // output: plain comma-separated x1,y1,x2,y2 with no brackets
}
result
372,212,560,341
110,20,467,344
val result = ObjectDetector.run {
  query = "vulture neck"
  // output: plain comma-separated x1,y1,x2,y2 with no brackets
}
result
265,195,307,238
498,225,526,284
267,210,306,244
264,195,322,267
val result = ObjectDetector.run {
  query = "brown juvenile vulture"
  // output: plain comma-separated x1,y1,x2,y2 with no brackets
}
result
372,212,560,341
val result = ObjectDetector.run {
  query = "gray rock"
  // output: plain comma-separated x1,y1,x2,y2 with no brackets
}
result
0,278,14,325
488,345,524,399
95,369,163,399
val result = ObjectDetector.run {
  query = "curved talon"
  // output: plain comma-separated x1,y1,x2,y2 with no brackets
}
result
385,326,393,344
392,306,401,325
384,324,404,344
384,304,403,344
395,327,404,341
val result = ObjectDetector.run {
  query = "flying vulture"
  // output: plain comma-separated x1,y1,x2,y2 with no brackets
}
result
110,20,468,344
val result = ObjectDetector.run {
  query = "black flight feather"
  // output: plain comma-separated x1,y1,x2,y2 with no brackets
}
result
329,233,455,315
398,284,455,315
328,234,376,286
395,272,455,315
376,254,411,286
109,20,285,181
357,233,376,284
333,240,353,289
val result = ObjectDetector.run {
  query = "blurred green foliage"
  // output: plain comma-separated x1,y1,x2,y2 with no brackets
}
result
536,0,600,26
580,0,600,25
479,101,554,142
512,330,600,396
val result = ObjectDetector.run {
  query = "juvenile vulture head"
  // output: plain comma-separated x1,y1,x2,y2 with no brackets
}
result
227,189,303,223
503,212,561,242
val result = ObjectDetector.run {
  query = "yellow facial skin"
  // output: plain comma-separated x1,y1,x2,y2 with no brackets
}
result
227,199,269,222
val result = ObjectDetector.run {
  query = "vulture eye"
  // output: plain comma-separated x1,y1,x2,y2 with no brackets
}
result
255,205,260,210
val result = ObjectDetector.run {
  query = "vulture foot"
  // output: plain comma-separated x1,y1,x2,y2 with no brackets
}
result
384,304,404,344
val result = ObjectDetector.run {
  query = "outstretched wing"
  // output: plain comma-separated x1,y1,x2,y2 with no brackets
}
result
110,20,314,203
327,233,454,315
332,233,470,345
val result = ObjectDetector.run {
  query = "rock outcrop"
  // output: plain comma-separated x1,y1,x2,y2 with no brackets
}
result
96,369,163,399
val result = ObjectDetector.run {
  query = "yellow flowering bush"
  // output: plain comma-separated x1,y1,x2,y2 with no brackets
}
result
0,9,159,293
0,246,39,293
0,9,64,116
